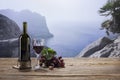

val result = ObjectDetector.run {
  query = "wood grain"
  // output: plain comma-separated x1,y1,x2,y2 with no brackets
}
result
0,58,120,80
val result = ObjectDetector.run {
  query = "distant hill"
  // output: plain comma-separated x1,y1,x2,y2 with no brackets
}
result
0,9,53,39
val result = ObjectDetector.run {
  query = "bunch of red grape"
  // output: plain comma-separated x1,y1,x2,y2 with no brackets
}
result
39,56,65,69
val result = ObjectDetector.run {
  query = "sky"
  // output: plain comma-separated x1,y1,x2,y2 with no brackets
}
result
0,0,108,27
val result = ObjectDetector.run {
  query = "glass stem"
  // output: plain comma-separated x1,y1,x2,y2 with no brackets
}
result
36,54,40,66
37,59,39,66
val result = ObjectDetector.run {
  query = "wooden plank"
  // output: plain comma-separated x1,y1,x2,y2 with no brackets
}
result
0,58,120,80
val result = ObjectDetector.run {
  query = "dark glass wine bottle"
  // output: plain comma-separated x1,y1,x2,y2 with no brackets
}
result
18,22,31,70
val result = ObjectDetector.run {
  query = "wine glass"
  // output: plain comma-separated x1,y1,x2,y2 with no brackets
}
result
33,39,45,70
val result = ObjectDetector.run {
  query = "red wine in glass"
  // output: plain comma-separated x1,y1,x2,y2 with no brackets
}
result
32,39,45,70
33,46,44,54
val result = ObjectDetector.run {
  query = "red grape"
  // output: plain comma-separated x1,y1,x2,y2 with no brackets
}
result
39,55,65,68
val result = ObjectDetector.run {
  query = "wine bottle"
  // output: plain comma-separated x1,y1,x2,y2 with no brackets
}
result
18,22,31,70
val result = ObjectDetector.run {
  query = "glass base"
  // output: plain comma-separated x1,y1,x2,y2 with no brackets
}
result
32,65,41,70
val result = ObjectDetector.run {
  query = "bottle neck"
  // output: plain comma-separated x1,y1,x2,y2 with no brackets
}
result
23,22,27,34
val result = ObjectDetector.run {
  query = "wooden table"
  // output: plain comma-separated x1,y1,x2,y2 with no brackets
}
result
0,58,120,80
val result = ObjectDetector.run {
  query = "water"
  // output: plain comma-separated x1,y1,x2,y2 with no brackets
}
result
38,22,105,57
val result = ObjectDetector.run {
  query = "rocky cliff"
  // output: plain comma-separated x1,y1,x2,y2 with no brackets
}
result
0,9,53,39
0,14,21,40
0,14,20,57
77,36,120,58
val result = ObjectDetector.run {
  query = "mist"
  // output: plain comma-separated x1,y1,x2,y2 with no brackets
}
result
0,0,108,57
